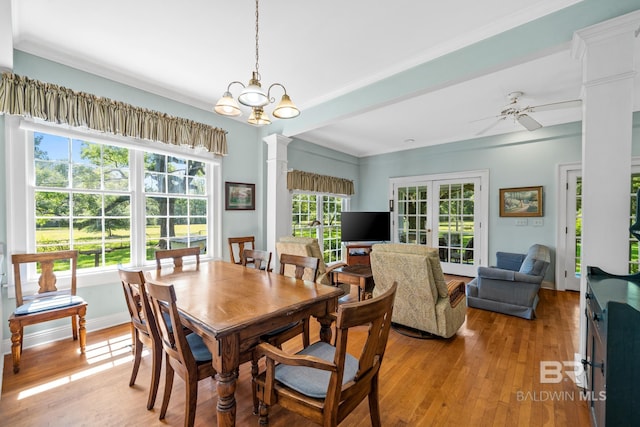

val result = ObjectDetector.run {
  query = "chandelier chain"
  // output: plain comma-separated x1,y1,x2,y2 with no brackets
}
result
254,0,260,76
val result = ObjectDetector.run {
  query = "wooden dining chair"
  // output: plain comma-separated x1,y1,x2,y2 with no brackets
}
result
155,247,201,269
8,250,87,373
118,267,161,410
242,248,272,272
261,254,320,350
145,278,216,427
255,282,398,426
228,236,255,265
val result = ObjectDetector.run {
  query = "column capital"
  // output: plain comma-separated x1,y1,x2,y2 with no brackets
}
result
263,134,292,162
572,9,640,61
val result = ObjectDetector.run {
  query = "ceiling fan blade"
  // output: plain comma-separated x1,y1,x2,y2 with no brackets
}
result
516,114,542,131
528,99,582,113
476,117,506,136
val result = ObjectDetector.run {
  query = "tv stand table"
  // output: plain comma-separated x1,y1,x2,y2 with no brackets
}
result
331,265,374,301
345,243,373,266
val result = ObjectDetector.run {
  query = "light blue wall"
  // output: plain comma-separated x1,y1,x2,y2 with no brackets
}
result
289,116,640,286
287,138,360,203
359,122,583,278
1,52,267,341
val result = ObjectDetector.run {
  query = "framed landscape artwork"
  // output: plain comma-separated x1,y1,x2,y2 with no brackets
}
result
225,182,255,210
499,186,543,217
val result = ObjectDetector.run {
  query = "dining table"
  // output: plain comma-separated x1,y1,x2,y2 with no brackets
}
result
147,260,344,427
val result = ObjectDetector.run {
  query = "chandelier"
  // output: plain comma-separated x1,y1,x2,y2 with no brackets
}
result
214,0,300,125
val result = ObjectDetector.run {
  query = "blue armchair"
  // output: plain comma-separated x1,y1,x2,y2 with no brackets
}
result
465,244,550,319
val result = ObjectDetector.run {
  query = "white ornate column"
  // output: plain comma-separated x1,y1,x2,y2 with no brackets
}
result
264,134,292,267
572,10,640,361
0,0,12,72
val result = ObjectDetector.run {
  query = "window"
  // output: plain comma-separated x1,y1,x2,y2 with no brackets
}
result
291,192,347,263
7,118,219,278
144,154,208,261
34,133,132,268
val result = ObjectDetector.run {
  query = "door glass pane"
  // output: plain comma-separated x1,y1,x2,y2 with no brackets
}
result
575,177,582,277
438,182,475,264
396,185,427,244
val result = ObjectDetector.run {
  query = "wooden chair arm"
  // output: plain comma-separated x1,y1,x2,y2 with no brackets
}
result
446,279,466,308
256,342,336,372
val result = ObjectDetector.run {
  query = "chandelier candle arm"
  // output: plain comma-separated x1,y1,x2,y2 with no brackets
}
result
213,0,299,125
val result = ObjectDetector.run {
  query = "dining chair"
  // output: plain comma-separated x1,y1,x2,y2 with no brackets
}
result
241,248,272,272
260,254,320,350
118,266,161,410
8,250,87,373
255,282,398,426
145,278,216,427
155,247,201,269
228,236,255,265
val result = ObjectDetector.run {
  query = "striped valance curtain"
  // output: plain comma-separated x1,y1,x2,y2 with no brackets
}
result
0,72,228,155
287,170,354,196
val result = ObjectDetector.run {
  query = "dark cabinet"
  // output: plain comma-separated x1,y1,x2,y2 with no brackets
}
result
585,267,640,427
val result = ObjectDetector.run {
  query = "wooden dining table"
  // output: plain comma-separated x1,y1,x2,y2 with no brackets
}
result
147,260,343,427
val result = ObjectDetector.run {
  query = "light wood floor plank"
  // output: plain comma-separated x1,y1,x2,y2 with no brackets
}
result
1,286,590,426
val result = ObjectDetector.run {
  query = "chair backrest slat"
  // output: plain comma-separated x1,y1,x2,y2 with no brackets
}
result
12,250,78,307
242,248,272,271
155,247,201,269
278,253,319,281
228,236,255,265
145,279,196,369
118,267,160,343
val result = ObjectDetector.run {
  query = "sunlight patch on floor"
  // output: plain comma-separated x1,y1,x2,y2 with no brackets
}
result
17,333,143,400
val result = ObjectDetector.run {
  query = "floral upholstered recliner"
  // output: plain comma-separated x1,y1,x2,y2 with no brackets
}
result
370,243,466,338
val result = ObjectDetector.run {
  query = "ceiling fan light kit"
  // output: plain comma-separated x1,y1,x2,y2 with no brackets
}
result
475,91,581,136
214,0,300,125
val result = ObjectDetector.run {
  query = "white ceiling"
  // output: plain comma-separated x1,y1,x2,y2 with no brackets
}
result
9,0,639,157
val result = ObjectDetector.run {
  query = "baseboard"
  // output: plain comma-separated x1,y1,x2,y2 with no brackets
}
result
1,312,130,355
541,280,556,290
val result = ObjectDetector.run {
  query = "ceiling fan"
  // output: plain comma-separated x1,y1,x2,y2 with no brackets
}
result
476,91,582,135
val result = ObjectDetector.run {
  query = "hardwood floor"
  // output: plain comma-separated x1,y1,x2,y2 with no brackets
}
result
1,286,590,426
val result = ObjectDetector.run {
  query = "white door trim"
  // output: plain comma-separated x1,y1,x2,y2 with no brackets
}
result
389,169,489,275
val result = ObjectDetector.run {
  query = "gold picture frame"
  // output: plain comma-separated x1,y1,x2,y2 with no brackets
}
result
499,186,543,217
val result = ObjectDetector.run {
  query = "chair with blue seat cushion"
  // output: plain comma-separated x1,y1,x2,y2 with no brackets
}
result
145,278,216,427
118,267,162,410
8,250,87,374
254,282,398,426
260,253,320,350
466,244,551,319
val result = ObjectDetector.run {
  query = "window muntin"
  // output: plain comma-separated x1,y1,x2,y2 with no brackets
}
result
291,192,346,263
144,153,208,260
32,131,210,270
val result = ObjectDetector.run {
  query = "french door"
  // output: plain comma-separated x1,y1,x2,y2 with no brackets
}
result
558,163,640,291
391,171,487,276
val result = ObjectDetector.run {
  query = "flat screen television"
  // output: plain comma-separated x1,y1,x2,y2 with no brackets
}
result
341,211,391,242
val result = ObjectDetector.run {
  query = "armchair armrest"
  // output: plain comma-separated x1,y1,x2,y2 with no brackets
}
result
257,342,336,371
446,280,465,308
477,267,541,284
325,261,348,274
477,266,516,281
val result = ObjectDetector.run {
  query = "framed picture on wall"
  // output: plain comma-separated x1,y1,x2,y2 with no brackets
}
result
499,186,543,217
225,182,255,210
